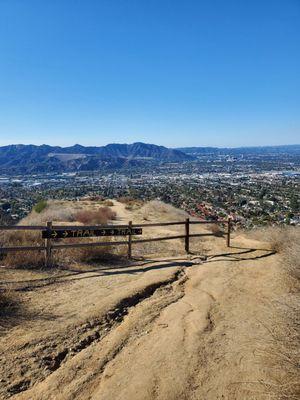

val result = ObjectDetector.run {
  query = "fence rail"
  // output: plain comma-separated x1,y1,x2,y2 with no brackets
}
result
0,218,234,267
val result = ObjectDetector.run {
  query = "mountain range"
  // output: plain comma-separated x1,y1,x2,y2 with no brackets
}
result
0,142,299,174
0,142,193,174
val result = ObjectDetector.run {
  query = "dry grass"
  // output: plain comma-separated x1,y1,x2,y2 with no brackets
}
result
100,200,114,207
54,236,126,264
1,201,122,269
140,200,187,222
250,226,300,280
251,226,300,400
117,197,144,210
1,230,45,268
0,289,22,331
23,201,76,225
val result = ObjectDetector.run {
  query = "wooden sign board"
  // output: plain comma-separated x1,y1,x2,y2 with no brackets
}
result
42,227,142,239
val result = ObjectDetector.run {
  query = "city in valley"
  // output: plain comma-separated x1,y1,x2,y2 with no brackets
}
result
0,143,299,228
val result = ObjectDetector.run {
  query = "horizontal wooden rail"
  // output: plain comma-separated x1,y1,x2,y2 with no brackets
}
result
132,221,186,228
189,233,217,237
51,224,130,230
189,220,227,225
0,217,234,266
52,241,128,249
0,245,46,252
133,235,186,244
0,225,46,230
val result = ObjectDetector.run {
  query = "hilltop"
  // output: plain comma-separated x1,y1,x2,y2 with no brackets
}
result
0,199,299,400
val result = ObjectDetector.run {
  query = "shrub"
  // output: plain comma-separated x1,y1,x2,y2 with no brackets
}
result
61,237,126,263
0,291,14,313
101,200,114,206
75,207,116,225
117,197,135,204
0,289,21,331
207,223,224,237
34,200,48,214
118,197,143,208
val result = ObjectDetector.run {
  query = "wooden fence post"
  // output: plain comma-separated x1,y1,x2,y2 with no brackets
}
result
226,217,231,247
128,221,132,259
185,218,190,253
45,221,52,267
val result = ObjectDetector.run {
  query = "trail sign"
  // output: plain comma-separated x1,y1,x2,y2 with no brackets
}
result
42,227,142,239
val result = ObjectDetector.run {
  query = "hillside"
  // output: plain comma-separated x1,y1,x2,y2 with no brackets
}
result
0,200,298,400
0,143,194,174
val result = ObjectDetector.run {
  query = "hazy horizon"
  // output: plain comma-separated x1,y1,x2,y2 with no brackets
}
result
0,141,299,150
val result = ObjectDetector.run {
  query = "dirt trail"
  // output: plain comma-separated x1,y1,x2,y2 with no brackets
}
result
0,202,281,399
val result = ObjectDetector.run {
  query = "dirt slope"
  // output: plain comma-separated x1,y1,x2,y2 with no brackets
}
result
0,202,281,399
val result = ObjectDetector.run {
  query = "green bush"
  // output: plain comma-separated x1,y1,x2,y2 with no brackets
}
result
34,200,48,214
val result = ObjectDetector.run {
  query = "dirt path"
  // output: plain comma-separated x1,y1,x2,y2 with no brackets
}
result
0,230,280,400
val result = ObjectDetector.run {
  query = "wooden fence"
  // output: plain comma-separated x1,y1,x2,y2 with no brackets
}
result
0,218,233,267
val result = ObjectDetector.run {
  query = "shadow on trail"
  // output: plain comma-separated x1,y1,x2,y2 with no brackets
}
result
102,260,194,276
0,246,276,291
205,252,276,263
206,247,276,263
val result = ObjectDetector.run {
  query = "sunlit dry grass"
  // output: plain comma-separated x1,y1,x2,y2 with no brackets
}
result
251,226,300,400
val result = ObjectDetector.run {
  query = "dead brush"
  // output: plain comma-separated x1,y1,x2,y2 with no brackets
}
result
0,290,15,314
207,223,224,237
283,236,300,281
54,236,126,264
0,288,21,331
1,230,45,268
258,296,300,400
252,226,300,400
118,197,144,209
249,226,298,253
75,207,116,225
100,200,114,207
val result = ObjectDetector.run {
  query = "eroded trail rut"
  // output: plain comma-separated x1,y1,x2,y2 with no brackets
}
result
2,267,189,399
1,240,280,400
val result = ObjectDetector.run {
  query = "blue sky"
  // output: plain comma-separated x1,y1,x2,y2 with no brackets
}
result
0,0,299,147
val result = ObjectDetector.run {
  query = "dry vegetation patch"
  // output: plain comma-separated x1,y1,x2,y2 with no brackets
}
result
249,226,300,399
206,223,225,237
1,230,45,268
75,207,116,225
100,199,114,207
0,288,22,332
139,200,187,221
117,197,144,210
0,200,122,269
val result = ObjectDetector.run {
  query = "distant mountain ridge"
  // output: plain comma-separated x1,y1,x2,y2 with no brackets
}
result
0,142,299,175
0,142,194,174
176,144,300,155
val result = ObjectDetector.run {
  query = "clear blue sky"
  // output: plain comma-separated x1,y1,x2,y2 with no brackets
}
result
0,0,299,148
